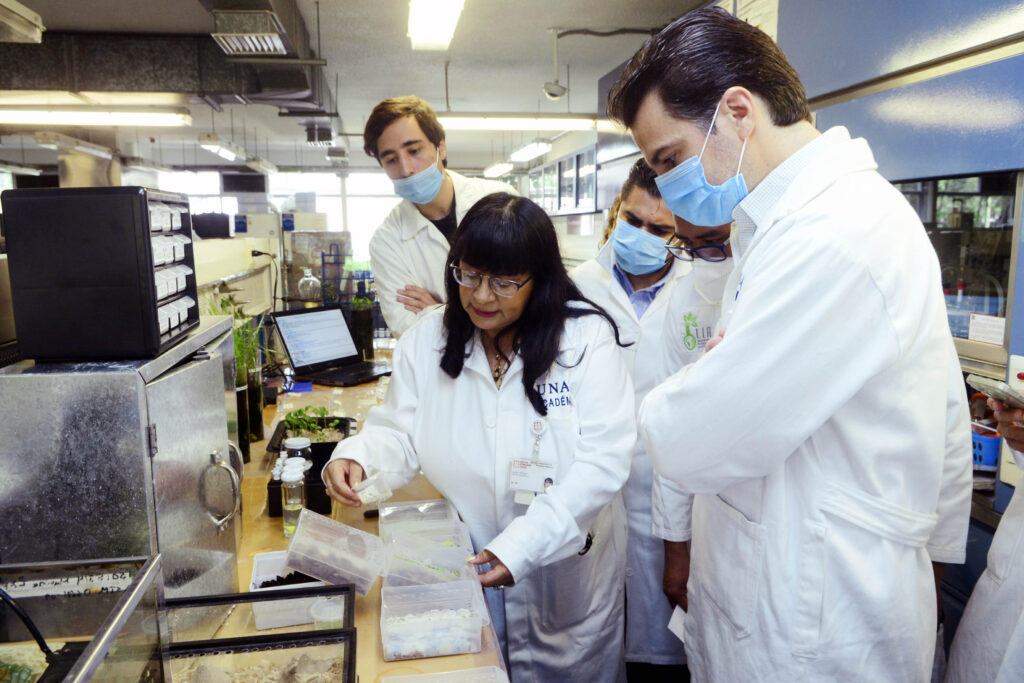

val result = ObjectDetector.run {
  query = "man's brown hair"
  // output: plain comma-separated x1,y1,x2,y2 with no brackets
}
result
363,95,447,167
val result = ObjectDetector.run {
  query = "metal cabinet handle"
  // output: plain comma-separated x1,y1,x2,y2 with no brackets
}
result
199,449,241,534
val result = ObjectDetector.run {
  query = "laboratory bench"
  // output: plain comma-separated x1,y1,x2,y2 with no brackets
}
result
232,381,506,680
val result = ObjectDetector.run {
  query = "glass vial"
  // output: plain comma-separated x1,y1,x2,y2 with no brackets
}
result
281,469,305,539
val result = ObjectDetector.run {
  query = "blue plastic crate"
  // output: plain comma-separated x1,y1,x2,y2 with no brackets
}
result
972,432,1001,471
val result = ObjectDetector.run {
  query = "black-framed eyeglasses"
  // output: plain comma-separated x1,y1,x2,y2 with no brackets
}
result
665,238,730,263
450,265,533,298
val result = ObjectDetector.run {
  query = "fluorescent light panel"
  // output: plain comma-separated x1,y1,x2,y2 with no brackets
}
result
0,161,42,176
509,140,551,162
408,0,465,50
246,156,278,175
0,106,191,127
483,161,513,178
438,115,600,132
198,133,245,162
0,0,45,43
33,132,113,159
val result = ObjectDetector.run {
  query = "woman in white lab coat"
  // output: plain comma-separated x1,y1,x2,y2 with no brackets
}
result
946,399,1024,682
325,193,635,683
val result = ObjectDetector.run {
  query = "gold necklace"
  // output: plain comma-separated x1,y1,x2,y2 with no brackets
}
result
493,349,508,387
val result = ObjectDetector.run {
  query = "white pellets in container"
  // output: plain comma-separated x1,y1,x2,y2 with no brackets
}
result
380,580,483,661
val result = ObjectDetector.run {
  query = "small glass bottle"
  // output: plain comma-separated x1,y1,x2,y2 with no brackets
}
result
284,436,312,461
297,268,322,305
281,469,305,539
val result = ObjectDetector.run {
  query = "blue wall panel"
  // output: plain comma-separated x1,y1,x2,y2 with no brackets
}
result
778,0,1024,99
813,54,1024,181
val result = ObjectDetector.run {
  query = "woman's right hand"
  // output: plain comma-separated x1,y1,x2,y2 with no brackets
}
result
323,458,365,506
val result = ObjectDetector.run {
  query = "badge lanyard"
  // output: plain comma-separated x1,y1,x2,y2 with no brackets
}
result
510,418,555,506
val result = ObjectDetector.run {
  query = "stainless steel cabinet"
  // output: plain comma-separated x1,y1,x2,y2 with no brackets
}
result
0,316,239,599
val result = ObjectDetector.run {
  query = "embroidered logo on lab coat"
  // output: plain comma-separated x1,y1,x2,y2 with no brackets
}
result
682,311,714,352
536,380,572,410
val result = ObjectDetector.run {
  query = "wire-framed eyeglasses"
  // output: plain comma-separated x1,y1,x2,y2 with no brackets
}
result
450,265,533,298
665,238,730,262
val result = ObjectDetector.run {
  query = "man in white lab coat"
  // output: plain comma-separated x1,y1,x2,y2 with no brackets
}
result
607,8,972,681
364,96,516,337
572,158,694,679
946,398,1024,682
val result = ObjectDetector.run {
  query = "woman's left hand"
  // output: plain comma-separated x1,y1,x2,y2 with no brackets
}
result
469,549,513,588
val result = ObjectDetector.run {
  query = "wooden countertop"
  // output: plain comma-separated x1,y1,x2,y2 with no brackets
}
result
234,381,505,681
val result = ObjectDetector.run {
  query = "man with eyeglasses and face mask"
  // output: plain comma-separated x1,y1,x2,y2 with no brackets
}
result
572,158,733,681
364,95,517,337
609,8,971,682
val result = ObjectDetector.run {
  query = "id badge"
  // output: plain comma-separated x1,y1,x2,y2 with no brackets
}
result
510,459,556,506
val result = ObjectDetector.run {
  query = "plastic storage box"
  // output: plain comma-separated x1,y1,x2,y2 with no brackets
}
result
284,509,386,595
382,666,510,682
378,499,460,545
385,532,477,587
250,550,326,630
380,580,484,661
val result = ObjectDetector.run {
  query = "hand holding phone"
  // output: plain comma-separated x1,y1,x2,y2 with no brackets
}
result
966,374,1024,410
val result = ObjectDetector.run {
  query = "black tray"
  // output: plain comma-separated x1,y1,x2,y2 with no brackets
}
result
267,416,353,517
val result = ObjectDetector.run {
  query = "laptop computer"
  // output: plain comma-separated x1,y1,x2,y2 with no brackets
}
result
273,305,391,387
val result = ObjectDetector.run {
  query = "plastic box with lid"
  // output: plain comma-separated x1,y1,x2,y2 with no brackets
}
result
381,666,509,683
284,509,385,595
380,580,484,661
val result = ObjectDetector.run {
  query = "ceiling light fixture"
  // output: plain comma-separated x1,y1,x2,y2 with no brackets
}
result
245,156,278,175
33,132,114,159
0,160,42,176
198,133,245,162
0,106,191,127
121,157,173,174
483,161,514,178
438,115,603,132
408,0,465,50
0,0,44,43
510,140,552,162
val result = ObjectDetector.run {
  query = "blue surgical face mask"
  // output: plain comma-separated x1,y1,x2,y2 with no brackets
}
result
391,148,444,204
611,220,670,276
654,101,748,227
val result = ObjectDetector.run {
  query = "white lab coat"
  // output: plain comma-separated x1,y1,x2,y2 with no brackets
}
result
639,127,973,681
572,244,693,665
369,171,517,337
946,448,1024,682
328,308,635,683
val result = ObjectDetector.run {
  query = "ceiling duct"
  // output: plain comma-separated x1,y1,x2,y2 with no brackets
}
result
211,10,287,56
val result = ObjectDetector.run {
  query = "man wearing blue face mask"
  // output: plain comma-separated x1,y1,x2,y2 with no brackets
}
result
364,96,517,337
609,8,971,683
573,158,729,682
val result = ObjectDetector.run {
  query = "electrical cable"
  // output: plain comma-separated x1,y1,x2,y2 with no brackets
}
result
0,586,56,663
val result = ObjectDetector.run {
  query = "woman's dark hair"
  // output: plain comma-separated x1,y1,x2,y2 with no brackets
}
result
441,193,623,416
607,7,810,130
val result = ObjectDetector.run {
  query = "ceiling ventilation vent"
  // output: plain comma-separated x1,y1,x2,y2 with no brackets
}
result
211,10,287,55
305,123,335,147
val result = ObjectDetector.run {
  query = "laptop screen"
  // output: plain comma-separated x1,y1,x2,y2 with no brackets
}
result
274,307,359,371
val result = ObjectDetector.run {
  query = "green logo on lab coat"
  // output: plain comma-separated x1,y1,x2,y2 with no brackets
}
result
683,312,698,351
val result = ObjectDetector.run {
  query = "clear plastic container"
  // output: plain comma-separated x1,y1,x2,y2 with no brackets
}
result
353,472,393,505
297,267,322,302
380,580,484,661
249,550,326,631
381,666,509,683
378,499,459,545
284,509,385,595
384,532,475,587
309,596,348,629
